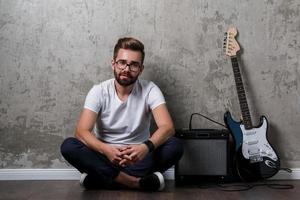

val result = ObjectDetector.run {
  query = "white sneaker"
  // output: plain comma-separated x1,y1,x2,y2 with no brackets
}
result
139,172,165,191
79,173,88,187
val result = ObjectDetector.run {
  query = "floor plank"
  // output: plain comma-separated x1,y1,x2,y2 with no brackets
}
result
0,180,299,200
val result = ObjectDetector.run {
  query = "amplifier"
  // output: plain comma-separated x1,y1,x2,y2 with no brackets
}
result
175,129,232,184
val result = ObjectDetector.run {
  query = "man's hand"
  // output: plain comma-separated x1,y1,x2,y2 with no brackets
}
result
102,144,126,165
118,144,149,167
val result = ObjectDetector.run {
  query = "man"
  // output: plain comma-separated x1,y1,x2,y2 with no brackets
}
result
61,37,183,191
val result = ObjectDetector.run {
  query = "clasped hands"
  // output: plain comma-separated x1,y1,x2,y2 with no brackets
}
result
104,143,148,167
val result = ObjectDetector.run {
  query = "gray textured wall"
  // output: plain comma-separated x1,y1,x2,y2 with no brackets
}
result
0,0,299,169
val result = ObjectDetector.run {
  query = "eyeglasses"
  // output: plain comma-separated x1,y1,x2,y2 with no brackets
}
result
115,59,141,72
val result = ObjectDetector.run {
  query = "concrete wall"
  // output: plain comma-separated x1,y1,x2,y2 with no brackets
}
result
0,0,299,169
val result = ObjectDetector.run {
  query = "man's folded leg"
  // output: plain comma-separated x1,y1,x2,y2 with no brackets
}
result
60,137,120,189
152,137,184,173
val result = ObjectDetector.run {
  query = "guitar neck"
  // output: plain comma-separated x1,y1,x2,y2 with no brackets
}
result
231,57,253,129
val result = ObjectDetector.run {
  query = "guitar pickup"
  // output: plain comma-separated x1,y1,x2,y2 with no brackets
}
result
245,131,256,136
248,148,260,155
246,140,258,145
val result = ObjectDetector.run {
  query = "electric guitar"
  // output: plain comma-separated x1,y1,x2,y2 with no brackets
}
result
223,27,280,181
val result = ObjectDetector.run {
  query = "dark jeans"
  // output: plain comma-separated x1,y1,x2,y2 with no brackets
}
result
60,137,183,188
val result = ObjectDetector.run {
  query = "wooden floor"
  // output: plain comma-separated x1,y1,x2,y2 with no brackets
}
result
0,180,299,200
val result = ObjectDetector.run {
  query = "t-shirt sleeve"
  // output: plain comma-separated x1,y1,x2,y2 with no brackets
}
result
84,85,102,113
147,83,166,110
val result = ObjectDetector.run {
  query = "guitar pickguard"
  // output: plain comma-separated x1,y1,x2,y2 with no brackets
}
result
240,116,278,162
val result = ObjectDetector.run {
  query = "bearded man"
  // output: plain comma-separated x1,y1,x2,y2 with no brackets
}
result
61,37,183,191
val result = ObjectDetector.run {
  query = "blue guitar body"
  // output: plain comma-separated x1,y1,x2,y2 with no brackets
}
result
224,112,243,152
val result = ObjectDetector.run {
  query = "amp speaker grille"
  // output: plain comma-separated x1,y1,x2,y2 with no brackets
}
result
177,139,228,175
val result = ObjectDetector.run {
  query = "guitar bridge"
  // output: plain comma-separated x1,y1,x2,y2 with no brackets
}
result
249,155,263,163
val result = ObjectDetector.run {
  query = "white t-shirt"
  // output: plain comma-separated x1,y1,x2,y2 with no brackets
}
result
84,78,166,144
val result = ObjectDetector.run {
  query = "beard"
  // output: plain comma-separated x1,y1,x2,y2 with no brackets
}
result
114,69,138,86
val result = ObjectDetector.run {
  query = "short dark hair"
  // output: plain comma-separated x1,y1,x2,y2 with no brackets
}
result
113,37,145,63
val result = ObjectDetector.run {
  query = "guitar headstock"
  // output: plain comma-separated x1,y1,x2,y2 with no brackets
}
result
223,27,240,57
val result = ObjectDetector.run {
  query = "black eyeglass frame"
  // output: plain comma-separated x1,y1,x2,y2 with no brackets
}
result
114,59,142,72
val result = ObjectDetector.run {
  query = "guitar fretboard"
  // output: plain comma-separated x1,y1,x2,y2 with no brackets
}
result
231,57,253,129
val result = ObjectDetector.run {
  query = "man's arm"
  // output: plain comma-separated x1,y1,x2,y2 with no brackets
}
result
149,103,175,148
75,108,103,152
75,108,124,164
